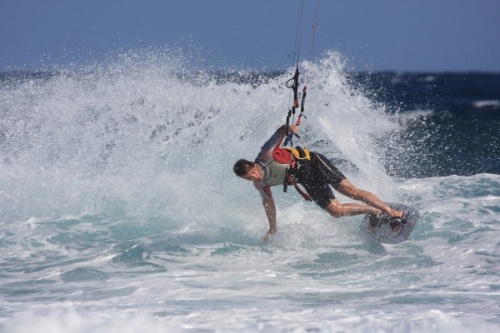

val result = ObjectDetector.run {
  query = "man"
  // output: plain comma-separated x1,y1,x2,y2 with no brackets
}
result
233,124,407,243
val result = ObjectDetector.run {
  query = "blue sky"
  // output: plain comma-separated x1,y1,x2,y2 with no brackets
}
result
1,0,499,72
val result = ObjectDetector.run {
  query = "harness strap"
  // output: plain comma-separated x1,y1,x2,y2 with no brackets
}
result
286,174,312,202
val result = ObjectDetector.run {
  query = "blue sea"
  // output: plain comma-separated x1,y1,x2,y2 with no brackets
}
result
0,51,499,332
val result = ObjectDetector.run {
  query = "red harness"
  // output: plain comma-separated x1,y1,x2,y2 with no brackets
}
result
271,139,311,202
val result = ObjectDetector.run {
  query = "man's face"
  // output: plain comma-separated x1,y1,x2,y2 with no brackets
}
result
240,164,262,182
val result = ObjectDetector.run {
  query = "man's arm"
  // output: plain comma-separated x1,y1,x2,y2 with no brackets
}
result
263,198,277,243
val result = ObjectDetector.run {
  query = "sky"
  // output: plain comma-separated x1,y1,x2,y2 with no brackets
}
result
1,0,499,72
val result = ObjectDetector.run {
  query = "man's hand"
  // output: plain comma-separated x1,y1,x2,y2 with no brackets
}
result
263,227,277,244
288,125,298,134
278,124,298,137
263,232,273,244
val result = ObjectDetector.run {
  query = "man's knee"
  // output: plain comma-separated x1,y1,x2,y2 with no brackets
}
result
331,209,344,218
324,200,344,218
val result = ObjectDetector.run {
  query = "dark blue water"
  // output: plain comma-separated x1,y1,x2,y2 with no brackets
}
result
348,72,500,178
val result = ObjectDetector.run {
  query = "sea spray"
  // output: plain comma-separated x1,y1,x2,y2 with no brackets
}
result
0,50,406,225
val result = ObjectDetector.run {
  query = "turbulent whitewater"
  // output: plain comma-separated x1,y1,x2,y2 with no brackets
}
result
0,50,499,332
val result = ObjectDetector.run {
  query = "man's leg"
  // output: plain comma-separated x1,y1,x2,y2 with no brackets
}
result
336,179,403,219
323,198,381,218
323,198,405,233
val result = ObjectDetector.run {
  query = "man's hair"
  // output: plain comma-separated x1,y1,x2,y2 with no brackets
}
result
233,159,254,177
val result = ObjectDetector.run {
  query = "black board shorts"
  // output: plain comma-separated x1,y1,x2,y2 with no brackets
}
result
294,152,347,209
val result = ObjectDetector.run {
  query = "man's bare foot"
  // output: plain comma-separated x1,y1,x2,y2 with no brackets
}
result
388,210,404,219
389,211,409,233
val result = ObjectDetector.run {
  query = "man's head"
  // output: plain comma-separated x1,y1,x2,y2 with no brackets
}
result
233,159,262,181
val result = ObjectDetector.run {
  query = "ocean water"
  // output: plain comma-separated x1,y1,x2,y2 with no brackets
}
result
0,50,499,332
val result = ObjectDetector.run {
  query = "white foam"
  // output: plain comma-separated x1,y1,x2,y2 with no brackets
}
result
473,99,500,108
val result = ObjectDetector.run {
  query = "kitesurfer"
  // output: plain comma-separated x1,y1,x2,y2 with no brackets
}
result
233,125,408,243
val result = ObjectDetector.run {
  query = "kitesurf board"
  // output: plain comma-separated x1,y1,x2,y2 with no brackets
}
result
361,202,420,244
